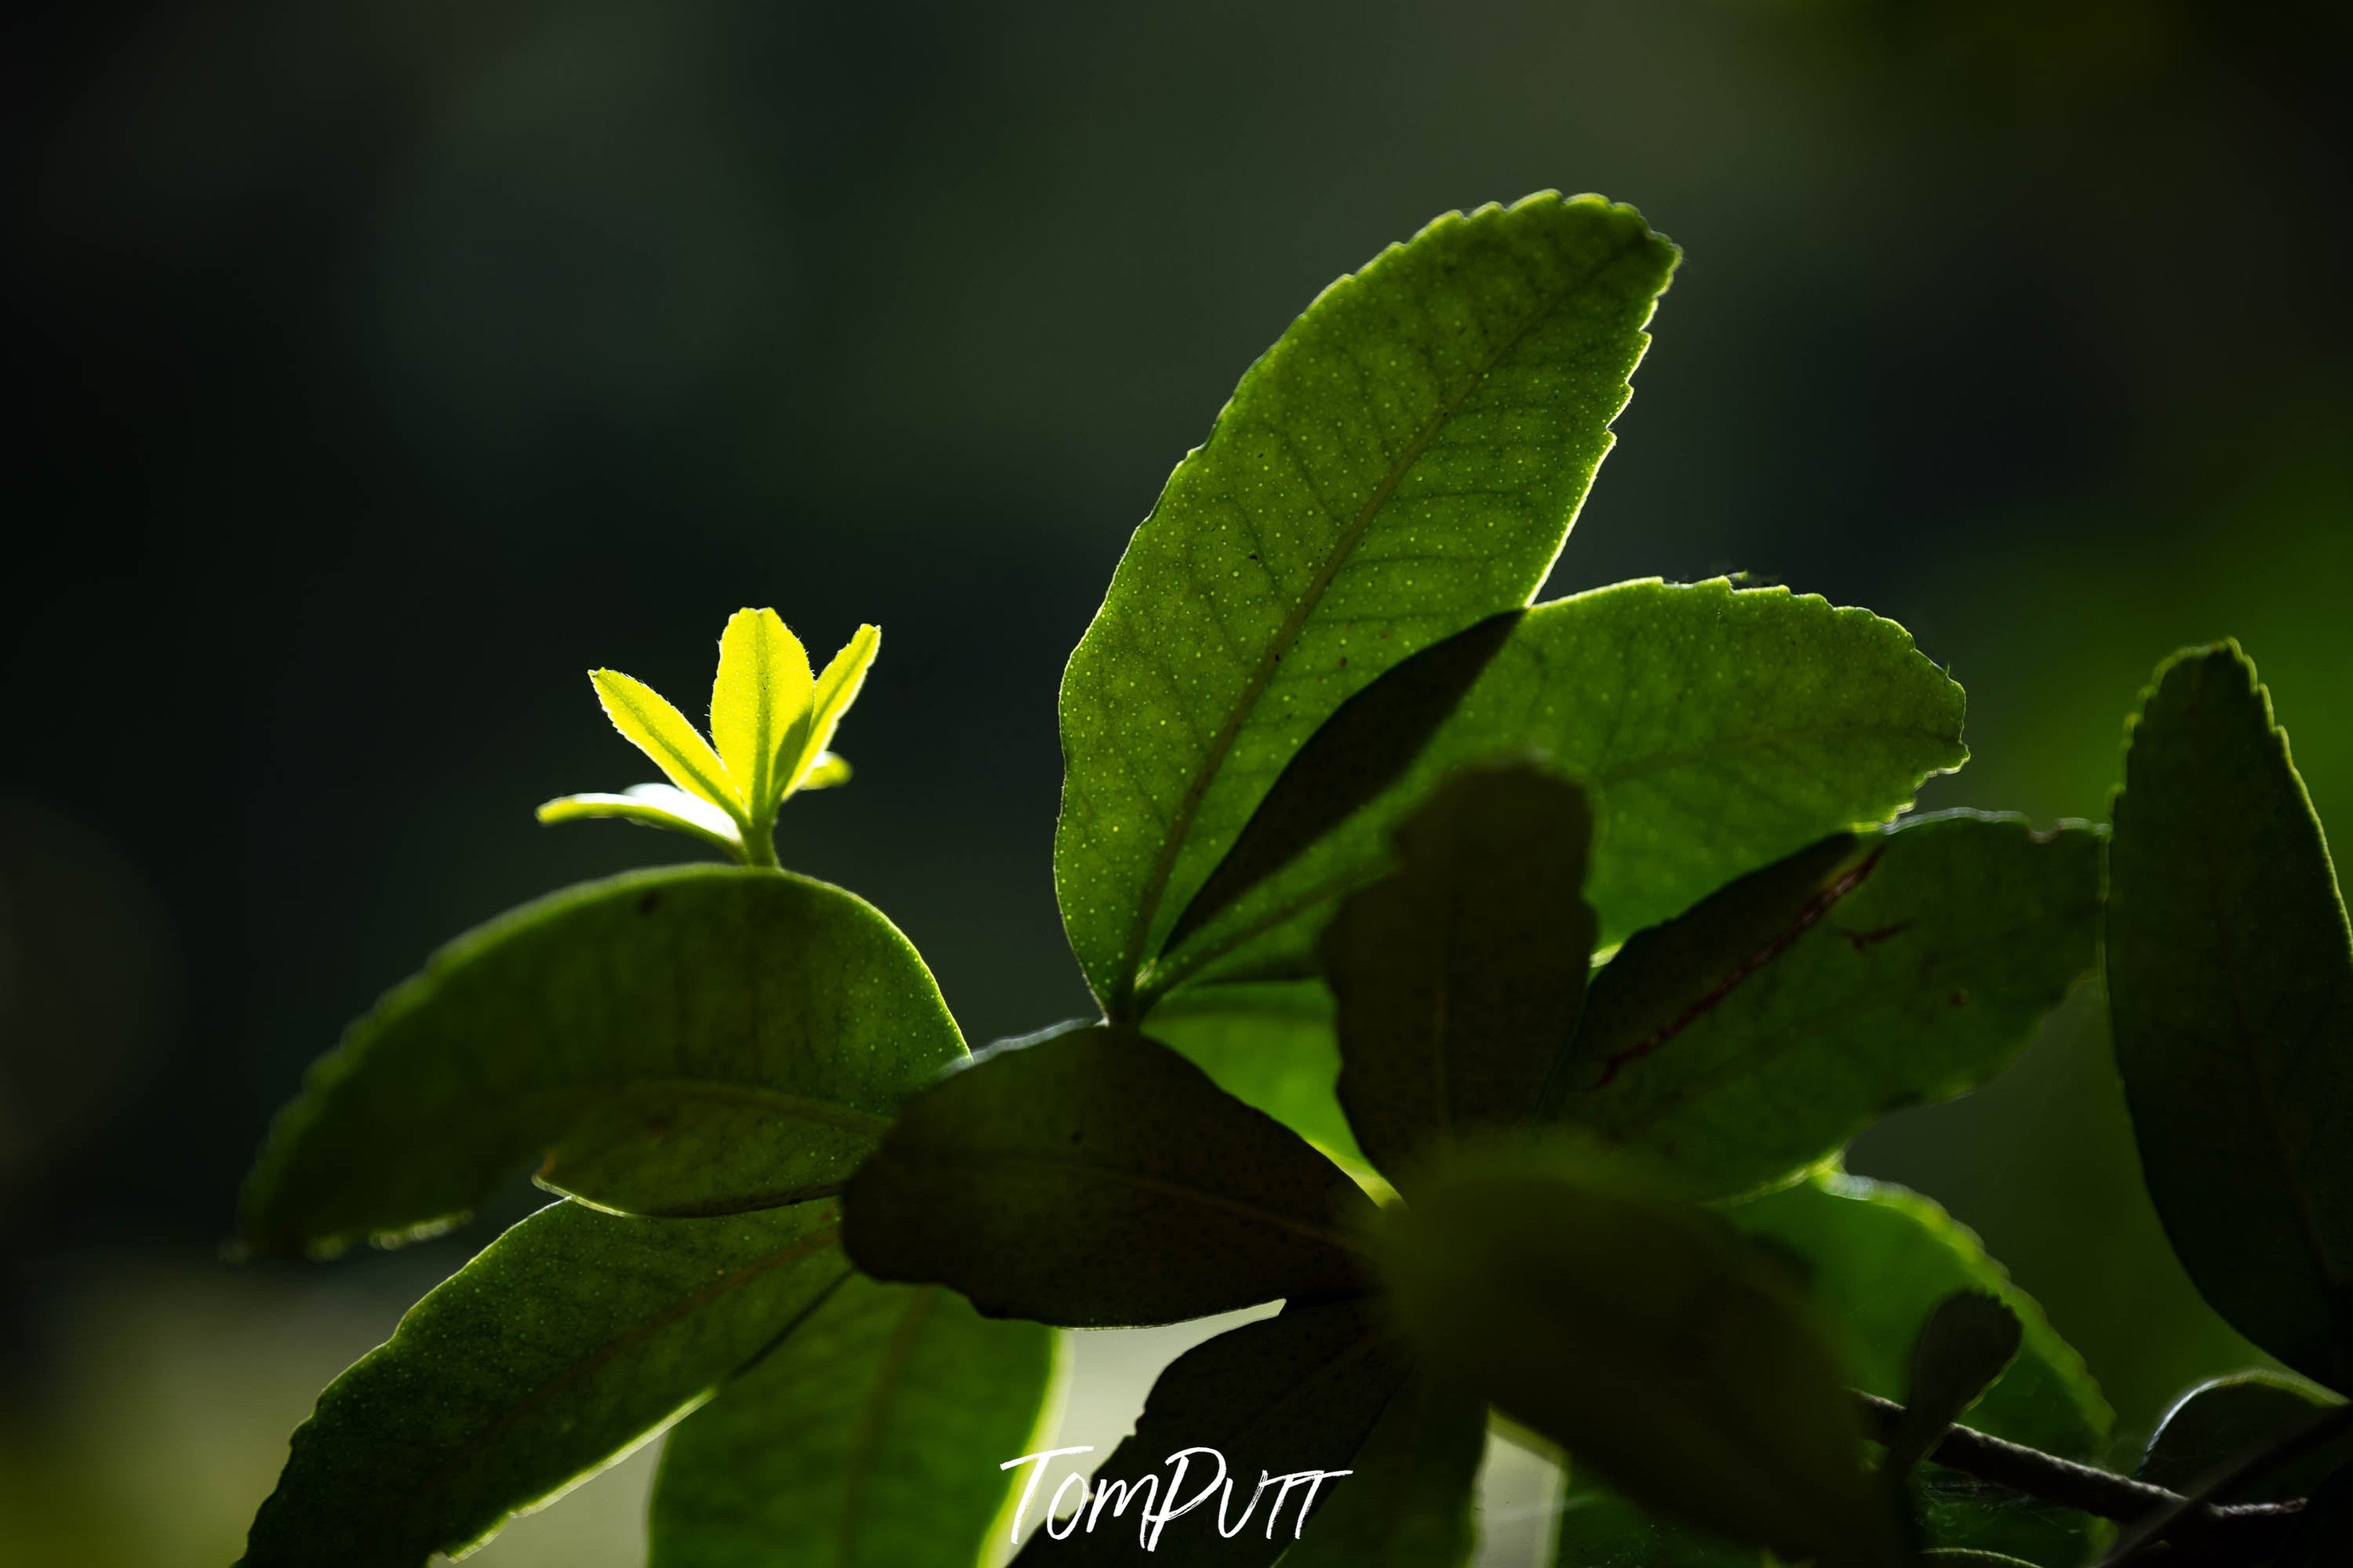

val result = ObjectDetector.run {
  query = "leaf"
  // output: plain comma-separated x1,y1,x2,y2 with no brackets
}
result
239,1199,849,1568
239,865,964,1255
2106,642,2353,1385
1165,610,1522,953
1881,1292,2023,1485
1005,1299,1404,1566
1281,1373,1488,1568
710,607,814,826
2138,1373,2348,1500
1054,193,1678,1017
592,668,743,818
841,1024,1376,1326
1320,765,1595,1183
1379,1159,1907,1568
650,1276,1057,1568
1724,1173,2111,1565
1144,578,1968,1002
535,783,747,858
1144,980,1368,1169
784,624,880,795
1551,1485,1762,1567
1543,811,2102,1199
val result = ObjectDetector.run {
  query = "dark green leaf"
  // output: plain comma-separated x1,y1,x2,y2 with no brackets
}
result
1321,765,1594,1182
2138,1373,2347,1500
1546,812,2101,1199
239,866,964,1255
650,1276,1057,1567
1280,1373,1486,1568
2106,642,2353,1385
1008,1300,1404,1566
1166,611,1522,952
1145,578,1968,1002
1055,194,1677,1017
842,1024,1378,1326
1144,980,1368,1170
1725,1173,2108,1564
1883,1293,2023,1484
1380,1159,1906,1568
1551,1484,1761,1567
239,1199,849,1568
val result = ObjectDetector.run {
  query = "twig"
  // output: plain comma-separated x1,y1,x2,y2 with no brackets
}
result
1852,1392,2306,1561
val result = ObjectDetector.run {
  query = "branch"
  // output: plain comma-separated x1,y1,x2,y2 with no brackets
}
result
1852,1392,2305,1561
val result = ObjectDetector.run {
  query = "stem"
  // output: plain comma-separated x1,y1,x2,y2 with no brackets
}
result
1852,1392,2306,1561
740,810,779,869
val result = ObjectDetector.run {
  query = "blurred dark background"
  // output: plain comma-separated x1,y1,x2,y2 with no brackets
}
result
5,1,2349,1561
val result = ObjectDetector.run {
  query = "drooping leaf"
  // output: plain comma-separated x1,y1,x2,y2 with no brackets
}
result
1055,193,1678,1017
1881,1292,2023,1485
1144,980,1367,1169
842,1024,1378,1326
239,1199,849,1568
798,749,853,790
2138,1373,2348,1501
535,783,747,859
239,866,964,1255
1321,765,1594,1183
1281,1373,1488,1568
1007,1299,1404,1566
1725,1173,2110,1564
592,668,744,818
1543,812,2101,1199
1144,578,1968,1002
1380,1159,1907,1568
710,607,815,827
650,1276,1057,1568
2106,642,2353,1386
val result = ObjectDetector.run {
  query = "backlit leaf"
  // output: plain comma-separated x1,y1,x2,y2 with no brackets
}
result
535,784,747,859
1321,765,1594,1183
710,607,814,825
239,1200,848,1568
239,866,963,1254
1144,980,1367,1170
592,668,743,817
843,1024,1377,1326
1146,579,1967,1002
1055,193,1677,1017
1381,1159,1906,1568
1545,812,2101,1199
784,624,880,795
650,1276,1057,1568
2107,642,2353,1386
1281,1373,1487,1568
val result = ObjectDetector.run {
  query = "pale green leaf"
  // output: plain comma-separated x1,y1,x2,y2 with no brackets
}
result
650,1277,1057,1568
1147,578,1968,1001
536,783,747,859
1380,1159,1906,1568
710,607,814,826
842,1023,1378,1326
796,750,853,790
2106,642,2353,1386
1055,192,1678,1017
1544,812,2101,1199
785,624,880,795
238,1199,849,1568
239,865,963,1255
592,668,743,817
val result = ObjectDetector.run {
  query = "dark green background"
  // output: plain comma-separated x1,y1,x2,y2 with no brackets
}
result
5,2,2348,1561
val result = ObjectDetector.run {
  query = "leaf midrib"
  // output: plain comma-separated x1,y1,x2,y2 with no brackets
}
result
834,1286,935,1566
1109,226,1654,1018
